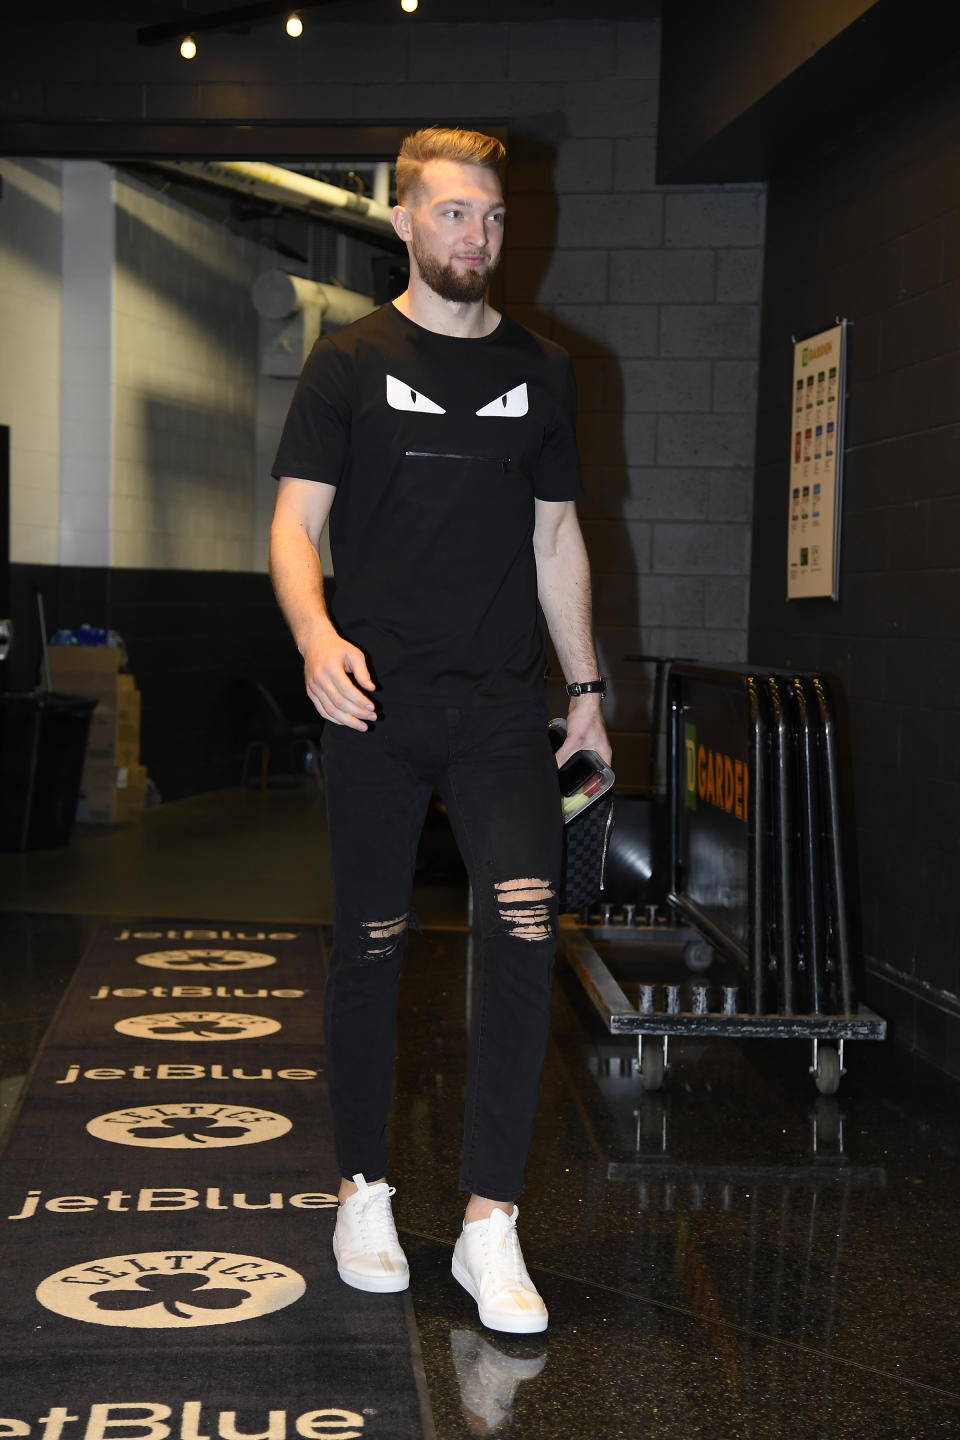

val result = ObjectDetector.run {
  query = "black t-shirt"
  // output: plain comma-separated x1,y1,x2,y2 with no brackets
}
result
272,302,582,705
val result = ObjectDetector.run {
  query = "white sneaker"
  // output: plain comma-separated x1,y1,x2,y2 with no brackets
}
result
332,1173,409,1293
451,1206,548,1334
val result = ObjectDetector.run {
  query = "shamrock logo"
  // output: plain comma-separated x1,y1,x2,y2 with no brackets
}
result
127,1117,251,1143
158,957,243,969
87,1103,292,1149
91,1272,248,1319
136,950,276,973
37,1249,307,1328
114,1011,281,1042
146,1019,249,1037
137,949,276,972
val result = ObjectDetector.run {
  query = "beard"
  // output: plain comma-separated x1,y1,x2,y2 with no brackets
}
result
410,225,499,303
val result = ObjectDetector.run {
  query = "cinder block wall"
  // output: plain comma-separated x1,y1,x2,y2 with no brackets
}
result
0,163,262,575
0,160,63,566
2,15,766,791
113,172,260,572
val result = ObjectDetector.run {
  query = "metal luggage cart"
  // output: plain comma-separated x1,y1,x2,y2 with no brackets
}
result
560,663,886,1093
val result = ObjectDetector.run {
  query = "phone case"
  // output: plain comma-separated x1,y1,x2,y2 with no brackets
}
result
557,748,615,825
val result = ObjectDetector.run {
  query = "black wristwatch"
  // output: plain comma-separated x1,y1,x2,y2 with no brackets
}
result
566,678,606,699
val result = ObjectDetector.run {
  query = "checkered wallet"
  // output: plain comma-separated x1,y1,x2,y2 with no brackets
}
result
559,793,615,913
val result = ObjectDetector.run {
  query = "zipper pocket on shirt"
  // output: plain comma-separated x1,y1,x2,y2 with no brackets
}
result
405,450,511,470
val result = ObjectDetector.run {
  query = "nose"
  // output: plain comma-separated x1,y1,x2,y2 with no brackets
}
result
464,216,488,252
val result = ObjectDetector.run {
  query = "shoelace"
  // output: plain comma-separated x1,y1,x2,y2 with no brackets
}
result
485,1216,528,1290
358,1184,401,1252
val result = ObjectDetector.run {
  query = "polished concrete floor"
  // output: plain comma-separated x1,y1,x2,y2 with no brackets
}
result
2,788,959,1437
0,783,466,926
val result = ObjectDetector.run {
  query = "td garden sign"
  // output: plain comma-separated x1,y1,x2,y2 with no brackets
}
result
684,723,750,823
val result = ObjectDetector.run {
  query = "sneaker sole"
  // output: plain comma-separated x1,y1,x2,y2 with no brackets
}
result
451,1253,548,1334
333,1239,409,1294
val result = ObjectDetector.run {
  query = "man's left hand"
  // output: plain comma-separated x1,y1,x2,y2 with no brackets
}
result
553,696,612,769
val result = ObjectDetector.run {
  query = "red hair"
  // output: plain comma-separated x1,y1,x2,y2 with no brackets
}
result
395,127,506,204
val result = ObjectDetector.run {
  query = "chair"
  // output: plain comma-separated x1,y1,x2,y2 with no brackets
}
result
240,682,324,791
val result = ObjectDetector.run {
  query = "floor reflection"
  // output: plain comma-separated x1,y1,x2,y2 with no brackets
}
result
450,1329,547,1435
4,880,960,1438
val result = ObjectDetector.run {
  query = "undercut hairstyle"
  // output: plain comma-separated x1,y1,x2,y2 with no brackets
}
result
395,127,507,205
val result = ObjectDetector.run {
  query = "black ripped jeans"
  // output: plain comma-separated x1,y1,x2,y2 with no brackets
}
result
321,698,562,1202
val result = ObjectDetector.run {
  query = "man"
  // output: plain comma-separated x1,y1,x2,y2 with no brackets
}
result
269,126,609,1335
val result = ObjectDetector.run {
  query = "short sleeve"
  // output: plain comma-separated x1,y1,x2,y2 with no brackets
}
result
532,350,582,502
271,337,353,486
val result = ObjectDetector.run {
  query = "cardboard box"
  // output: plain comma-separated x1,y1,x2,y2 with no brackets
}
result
115,762,147,822
81,757,119,801
115,731,140,766
84,791,123,824
79,758,148,824
58,655,141,766
48,645,124,700
50,649,146,817
84,707,140,762
117,683,141,722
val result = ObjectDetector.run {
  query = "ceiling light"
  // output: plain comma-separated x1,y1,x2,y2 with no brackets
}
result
180,35,197,59
285,13,303,36
400,0,418,11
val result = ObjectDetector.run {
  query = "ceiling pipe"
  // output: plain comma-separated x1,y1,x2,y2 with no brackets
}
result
373,162,392,208
251,270,375,329
153,159,395,237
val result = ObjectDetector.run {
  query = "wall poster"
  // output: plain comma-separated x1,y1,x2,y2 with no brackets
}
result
787,320,848,600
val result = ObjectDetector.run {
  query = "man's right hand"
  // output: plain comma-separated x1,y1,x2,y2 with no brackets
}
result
301,626,377,731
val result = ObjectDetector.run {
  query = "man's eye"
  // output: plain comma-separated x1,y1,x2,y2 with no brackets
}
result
476,383,528,418
386,375,446,414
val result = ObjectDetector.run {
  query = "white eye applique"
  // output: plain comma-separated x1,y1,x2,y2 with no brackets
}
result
386,374,446,414
476,383,528,418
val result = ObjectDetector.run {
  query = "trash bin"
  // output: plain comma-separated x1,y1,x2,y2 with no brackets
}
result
0,692,97,852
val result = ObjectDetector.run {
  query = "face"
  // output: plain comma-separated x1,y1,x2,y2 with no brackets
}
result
395,159,506,303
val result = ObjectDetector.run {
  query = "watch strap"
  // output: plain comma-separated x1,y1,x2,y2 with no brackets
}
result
566,678,606,698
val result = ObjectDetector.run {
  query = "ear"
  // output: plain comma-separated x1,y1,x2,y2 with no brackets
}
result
391,204,412,243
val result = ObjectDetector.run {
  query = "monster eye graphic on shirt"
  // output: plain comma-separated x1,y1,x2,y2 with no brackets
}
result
386,374,446,414
385,376,529,419
476,383,528,417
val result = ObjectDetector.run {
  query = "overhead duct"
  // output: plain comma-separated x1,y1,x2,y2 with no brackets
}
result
251,269,376,376
154,159,395,237
252,271,375,329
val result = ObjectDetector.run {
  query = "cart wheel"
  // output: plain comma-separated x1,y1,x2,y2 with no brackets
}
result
639,1041,665,1091
814,1043,841,1095
636,1093,666,1147
813,1096,841,1148
684,939,713,972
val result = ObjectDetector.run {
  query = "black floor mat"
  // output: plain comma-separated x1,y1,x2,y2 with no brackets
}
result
0,919,433,1438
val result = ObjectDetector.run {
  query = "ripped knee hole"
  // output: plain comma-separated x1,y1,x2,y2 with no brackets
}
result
494,878,556,942
359,913,408,959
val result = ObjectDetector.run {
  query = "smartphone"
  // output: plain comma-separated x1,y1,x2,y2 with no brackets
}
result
548,717,568,754
557,748,615,824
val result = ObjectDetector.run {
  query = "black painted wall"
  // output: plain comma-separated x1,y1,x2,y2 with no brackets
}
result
657,0,960,182
8,564,306,801
748,56,960,1077
658,0,873,180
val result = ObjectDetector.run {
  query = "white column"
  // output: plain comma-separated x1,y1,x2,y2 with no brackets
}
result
60,161,113,567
